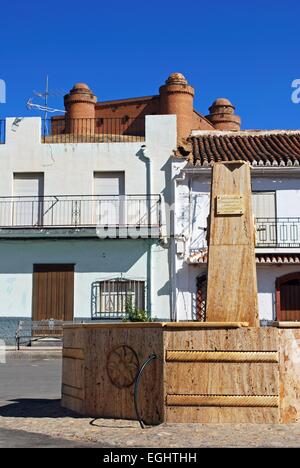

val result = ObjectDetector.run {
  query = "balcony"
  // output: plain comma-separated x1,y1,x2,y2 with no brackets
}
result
0,195,161,238
256,218,300,248
42,117,145,144
188,218,300,258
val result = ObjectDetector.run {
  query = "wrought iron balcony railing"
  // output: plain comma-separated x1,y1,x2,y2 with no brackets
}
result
42,117,145,143
188,218,300,254
0,119,5,144
256,218,300,248
0,195,161,229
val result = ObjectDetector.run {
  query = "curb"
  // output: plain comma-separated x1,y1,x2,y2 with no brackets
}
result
4,349,62,360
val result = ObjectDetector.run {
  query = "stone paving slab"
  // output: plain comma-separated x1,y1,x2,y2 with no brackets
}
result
1,357,299,448
0,400,299,448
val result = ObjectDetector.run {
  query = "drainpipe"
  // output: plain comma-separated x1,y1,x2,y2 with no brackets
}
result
141,145,153,317
171,168,186,322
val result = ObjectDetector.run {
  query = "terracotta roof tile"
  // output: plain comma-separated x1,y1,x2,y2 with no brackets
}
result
187,131,300,167
187,251,300,265
256,254,300,264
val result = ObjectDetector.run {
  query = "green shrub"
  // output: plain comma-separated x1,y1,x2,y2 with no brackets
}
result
123,299,152,323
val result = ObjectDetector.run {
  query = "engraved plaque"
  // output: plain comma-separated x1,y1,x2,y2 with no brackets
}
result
216,195,244,215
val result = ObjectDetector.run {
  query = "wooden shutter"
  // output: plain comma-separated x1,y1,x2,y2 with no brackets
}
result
94,172,125,196
13,173,44,226
252,192,276,218
94,172,125,225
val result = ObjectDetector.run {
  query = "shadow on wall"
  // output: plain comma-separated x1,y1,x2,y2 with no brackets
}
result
160,159,174,313
157,281,171,297
136,149,173,313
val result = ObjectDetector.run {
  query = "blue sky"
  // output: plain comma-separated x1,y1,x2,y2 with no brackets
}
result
0,0,299,129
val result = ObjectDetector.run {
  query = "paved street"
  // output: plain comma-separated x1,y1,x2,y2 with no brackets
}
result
0,357,97,447
0,357,300,448
0,357,62,403
0,427,97,448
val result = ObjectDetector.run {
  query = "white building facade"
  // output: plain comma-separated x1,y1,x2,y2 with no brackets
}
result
0,116,299,326
172,130,300,323
0,115,176,322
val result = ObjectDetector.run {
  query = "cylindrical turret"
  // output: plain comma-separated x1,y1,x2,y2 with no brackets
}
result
64,83,97,135
159,73,195,142
206,98,241,131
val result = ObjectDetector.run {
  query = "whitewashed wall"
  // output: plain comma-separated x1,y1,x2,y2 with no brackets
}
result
175,262,300,322
0,116,177,320
0,238,170,319
174,169,300,321
252,176,300,218
175,172,300,256
0,116,176,197
256,265,300,321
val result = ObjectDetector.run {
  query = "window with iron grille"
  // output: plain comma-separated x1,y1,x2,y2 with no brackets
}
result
196,275,207,322
91,279,146,319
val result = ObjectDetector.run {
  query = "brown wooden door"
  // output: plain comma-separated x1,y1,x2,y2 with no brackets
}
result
276,273,300,321
32,264,74,322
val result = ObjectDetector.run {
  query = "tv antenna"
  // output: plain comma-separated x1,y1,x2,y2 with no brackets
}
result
26,75,66,119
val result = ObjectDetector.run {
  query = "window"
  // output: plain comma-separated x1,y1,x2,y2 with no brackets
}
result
13,173,44,226
91,279,145,319
94,172,125,196
196,275,207,322
94,172,125,225
252,191,276,218
253,191,277,247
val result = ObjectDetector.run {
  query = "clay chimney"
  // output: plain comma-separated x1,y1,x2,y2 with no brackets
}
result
206,98,241,131
159,73,195,142
64,83,97,134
